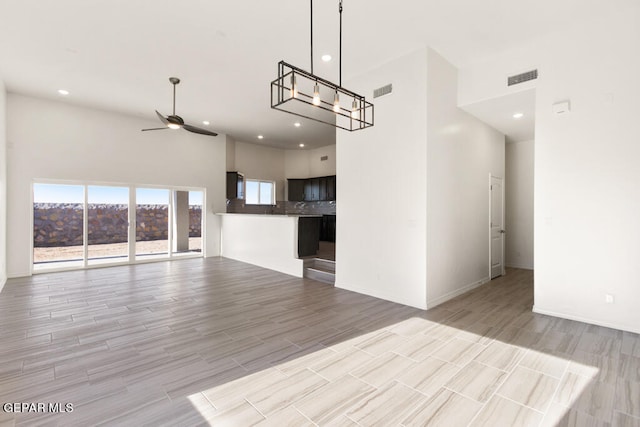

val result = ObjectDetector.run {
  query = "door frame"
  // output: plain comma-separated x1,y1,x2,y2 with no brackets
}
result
489,174,506,279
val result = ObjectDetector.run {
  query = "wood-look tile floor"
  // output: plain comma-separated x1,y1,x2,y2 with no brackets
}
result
0,259,639,426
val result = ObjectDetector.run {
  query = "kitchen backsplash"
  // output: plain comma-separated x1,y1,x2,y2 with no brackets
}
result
226,199,336,215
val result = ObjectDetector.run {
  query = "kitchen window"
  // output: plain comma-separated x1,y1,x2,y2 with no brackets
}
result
245,179,275,205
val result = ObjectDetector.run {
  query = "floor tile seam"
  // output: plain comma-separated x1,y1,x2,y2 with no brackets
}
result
448,357,513,404
393,376,435,398
288,403,319,426
513,361,563,380
471,357,513,374
536,348,573,426
613,410,640,421
242,397,269,422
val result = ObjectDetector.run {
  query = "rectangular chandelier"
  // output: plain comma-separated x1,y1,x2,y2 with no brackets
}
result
271,61,374,132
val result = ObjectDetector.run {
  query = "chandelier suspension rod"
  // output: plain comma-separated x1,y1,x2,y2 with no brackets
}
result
339,0,343,86
310,0,314,75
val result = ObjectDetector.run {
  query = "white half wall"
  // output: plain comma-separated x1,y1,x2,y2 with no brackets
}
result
0,78,6,292
336,49,428,309
233,141,286,201
426,48,505,308
505,140,534,269
219,214,303,277
6,94,226,278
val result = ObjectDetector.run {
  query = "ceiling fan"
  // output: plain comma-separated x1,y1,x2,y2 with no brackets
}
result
142,77,218,137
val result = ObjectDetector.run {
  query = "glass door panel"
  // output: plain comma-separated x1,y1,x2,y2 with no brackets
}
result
171,190,203,256
189,191,203,253
136,188,169,260
33,183,84,270
87,186,129,265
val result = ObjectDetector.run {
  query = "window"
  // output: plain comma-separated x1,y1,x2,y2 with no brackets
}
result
33,181,205,272
245,179,275,205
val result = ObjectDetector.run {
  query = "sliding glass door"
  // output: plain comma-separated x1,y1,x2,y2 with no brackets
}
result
171,190,204,257
136,188,170,260
87,186,129,265
33,181,205,272
33,183,85,270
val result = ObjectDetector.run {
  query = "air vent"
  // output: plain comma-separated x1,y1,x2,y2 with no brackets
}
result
373,84,392,98
508,69,538,86
320,155,328,161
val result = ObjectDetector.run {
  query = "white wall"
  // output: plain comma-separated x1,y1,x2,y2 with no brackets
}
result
285,145,337,179
505,140,534,269
226,136,236,171
6,94,226,278
233,141,286,201
459,2,640,333
219,214,304,277
0,78,6,292
336,49,428,309
426,49,505,307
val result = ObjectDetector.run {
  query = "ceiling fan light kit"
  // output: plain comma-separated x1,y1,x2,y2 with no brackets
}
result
142,77,218,137
270,0,373,132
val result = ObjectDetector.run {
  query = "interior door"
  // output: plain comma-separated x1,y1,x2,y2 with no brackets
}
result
490,176,505,279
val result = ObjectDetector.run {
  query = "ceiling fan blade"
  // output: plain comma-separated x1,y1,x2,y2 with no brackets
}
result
141,127,169,132
183,124,218,137
155,110,169,125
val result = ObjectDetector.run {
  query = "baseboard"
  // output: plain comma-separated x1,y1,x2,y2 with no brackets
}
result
533,306,640,335
426,276,491,309
505,262,533,270
8,271,32,279
334,281,427,310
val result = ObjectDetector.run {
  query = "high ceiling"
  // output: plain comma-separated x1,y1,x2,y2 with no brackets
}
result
0,0,609,149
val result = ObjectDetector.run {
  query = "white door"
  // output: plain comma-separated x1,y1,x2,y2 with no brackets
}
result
490,176,505,279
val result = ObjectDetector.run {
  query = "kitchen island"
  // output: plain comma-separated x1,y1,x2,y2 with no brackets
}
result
218,213,321,277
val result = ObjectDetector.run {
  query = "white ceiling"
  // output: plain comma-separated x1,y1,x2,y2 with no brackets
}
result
0,0,609,149
461,89,536,143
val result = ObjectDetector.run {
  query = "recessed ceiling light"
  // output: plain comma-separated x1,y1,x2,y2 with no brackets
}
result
513,112,524,119
258,135,264,139
294,122,301,127
299,143,305,148
202,121,210,125
321,54,332,62
57,89,69,96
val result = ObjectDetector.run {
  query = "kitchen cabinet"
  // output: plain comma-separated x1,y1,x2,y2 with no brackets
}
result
288,175,336,201
320,215,336,242
288,179,306,201
226,172,244,200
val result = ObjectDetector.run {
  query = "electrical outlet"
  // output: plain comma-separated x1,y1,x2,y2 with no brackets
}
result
605,294,614,304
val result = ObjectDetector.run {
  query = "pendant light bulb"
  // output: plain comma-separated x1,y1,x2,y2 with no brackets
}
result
312,82,321,106
351,98,359,119
290,74,298,98
333,91,340,113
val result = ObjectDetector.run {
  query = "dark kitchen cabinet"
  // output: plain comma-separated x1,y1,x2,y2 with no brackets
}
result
320,215,336,242
288,175,336,201
226,172,244,200
326,175,336,200
288,179,306,201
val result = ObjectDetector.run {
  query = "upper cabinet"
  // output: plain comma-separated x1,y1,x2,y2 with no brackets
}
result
288,179,306,201
288,175,336,201
226,172,244,200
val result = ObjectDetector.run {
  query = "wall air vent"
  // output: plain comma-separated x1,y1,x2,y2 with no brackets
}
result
373,84,392,98
508,69,538,86
320,155,328,161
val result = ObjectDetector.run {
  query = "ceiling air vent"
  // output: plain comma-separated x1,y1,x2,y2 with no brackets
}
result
373,84,392,98
508,69,538,86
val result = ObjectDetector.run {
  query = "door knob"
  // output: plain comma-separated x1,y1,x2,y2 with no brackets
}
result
500,230,506,234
